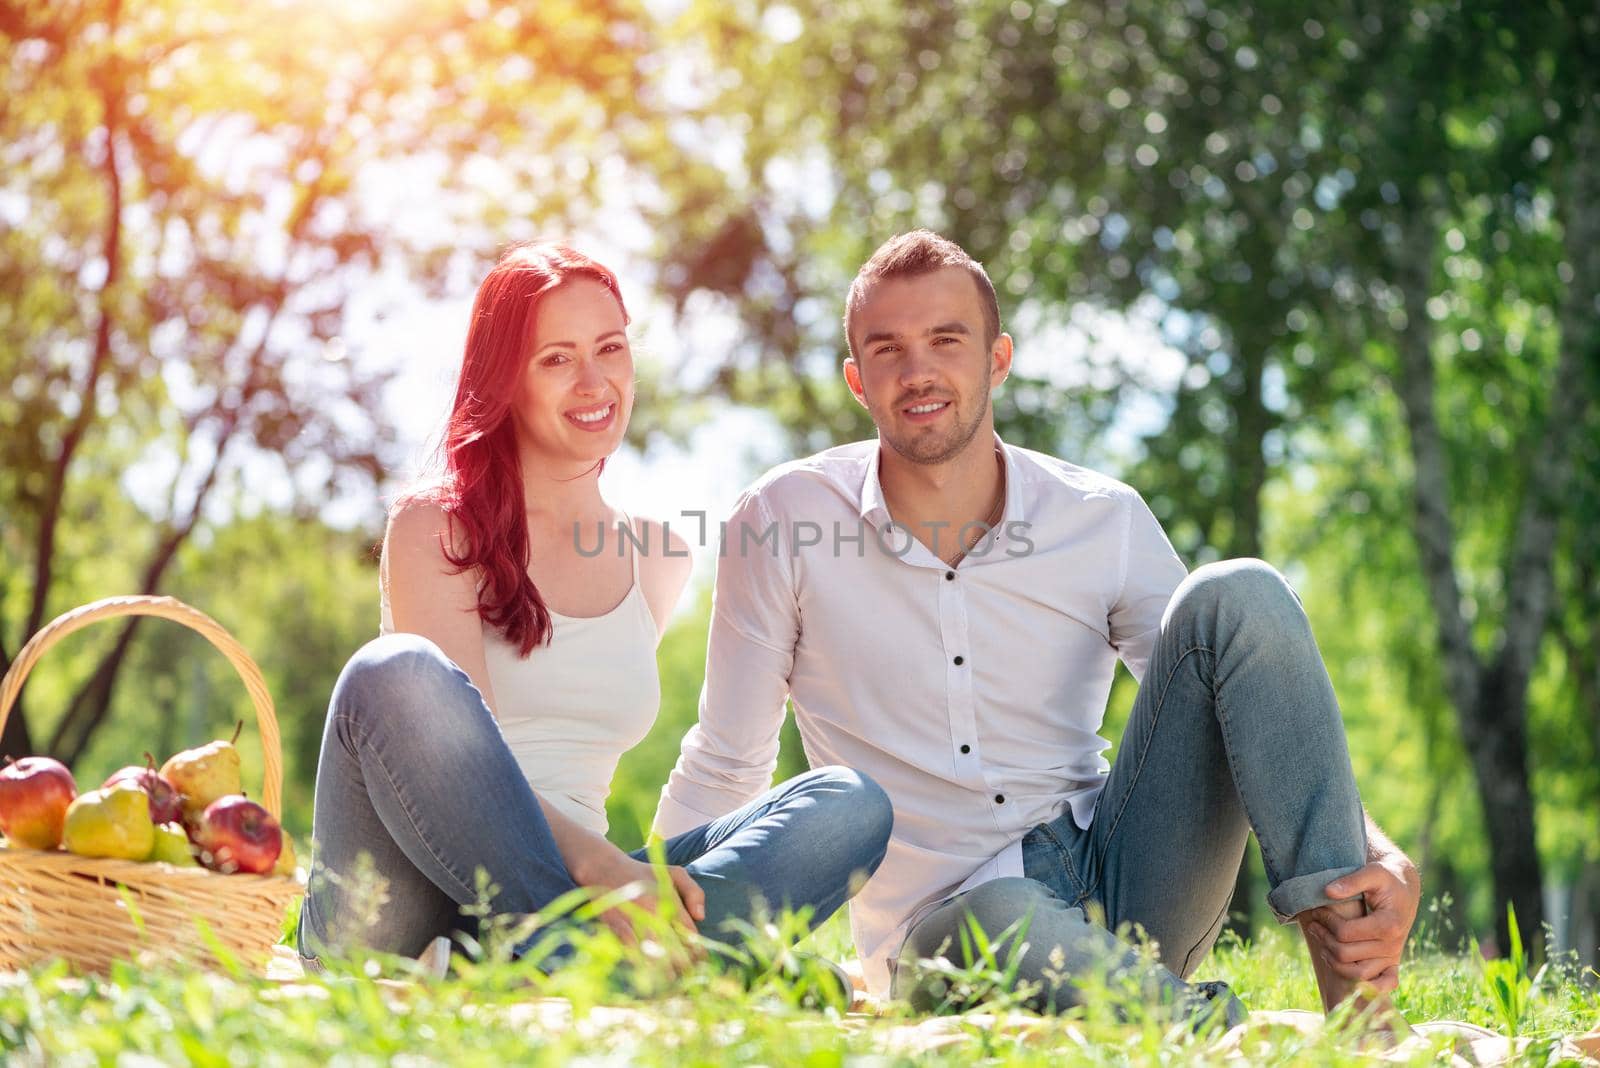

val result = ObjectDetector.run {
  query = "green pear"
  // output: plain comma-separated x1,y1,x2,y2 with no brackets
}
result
161,723,243,820
147,821,198,866
272,830,297,878
62,783,155,861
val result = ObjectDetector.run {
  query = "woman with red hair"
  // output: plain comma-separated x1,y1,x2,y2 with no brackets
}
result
298,243,892,973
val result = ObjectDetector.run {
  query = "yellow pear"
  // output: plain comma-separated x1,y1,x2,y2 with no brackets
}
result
161,724,243,819
62,783,155,861
147,821,198,866
272,830,297,878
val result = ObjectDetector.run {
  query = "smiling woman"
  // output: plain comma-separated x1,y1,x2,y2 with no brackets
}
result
295,241,893,978
411,246,636,655
520,279,634,453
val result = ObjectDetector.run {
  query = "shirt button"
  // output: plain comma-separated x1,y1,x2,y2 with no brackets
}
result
960,744,971,754
953,655,965,666
945,570,956,581
994,794,1006,804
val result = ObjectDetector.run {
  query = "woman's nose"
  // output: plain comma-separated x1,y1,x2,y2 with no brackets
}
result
574,358,605,394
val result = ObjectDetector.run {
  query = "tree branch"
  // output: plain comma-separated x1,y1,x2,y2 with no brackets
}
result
49,416,238,764
23,41,124,645
0,629,31,760
7,17,124,761
44,233,302,763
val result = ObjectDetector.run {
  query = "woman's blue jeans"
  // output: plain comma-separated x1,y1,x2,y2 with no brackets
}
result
298,634,893,967
894,560,1368,1022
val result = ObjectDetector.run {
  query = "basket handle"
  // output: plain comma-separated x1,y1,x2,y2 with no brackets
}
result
0,595,284,819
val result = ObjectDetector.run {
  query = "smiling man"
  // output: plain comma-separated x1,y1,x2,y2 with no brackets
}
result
654,230,1420,1023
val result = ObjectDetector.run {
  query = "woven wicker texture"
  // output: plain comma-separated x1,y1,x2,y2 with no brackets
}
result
0,596,303,973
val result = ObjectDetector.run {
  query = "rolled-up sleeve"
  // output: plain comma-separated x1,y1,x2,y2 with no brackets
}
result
652,487,798,838
1107,488,1187,683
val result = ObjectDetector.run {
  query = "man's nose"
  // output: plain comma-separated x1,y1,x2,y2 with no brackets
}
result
898,344,938,388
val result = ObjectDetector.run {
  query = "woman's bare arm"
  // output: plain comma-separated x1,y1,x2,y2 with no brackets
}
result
383,500,500,709
381,500,703,930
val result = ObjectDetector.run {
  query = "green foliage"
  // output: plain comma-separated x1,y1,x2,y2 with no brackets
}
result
1472,903,1548,1037
1,919,1596,1064
902,910,1039,1016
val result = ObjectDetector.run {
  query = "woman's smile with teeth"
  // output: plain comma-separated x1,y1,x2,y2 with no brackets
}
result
569,403,614,423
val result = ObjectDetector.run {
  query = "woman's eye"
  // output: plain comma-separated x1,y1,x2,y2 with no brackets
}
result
540,354,569,367
600,342,625,355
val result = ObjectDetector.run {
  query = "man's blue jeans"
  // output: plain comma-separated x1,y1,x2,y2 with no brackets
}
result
894,560,1367,1021
298,634,894,967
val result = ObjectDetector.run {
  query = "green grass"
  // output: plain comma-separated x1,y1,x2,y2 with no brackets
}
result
2,901,1595,1066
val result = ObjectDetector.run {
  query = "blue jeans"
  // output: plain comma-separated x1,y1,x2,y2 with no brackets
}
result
298,634,893,966
894,560,1367,1022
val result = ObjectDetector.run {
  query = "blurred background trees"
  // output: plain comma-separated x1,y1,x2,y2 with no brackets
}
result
648,0,1599,959
2,0,1594,963
0,0,657,758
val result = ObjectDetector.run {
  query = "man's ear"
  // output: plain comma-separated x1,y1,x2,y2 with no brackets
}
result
843,356,869,410
990,333,1014,388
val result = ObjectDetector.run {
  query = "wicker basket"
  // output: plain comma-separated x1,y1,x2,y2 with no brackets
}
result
0,595,304,974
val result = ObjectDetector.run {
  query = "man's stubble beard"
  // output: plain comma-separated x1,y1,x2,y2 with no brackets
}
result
878,383,991,467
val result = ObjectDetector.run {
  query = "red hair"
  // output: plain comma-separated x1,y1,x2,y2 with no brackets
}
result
399,242,629,655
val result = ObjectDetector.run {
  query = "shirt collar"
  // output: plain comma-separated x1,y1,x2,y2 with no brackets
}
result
857,433,1030,550
984,438,1030,562
859,441,892,530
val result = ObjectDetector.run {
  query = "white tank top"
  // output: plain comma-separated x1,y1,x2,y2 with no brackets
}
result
379,516,661,835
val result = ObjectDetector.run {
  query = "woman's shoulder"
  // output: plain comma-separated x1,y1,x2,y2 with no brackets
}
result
387,492,461,553
384,492,473,580
627,512,693,632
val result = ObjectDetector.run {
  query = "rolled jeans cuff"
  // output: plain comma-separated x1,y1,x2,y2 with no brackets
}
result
1267,865,1365,923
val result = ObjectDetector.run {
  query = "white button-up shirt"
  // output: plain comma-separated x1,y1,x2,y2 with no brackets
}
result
652,437,1188,995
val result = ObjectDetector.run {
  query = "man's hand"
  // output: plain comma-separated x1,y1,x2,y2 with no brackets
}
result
1305,854,1421,993
572,847,706,944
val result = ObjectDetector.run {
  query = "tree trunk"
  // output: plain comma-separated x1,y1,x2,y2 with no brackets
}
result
1387,198,1551,949
7,16,125,765
0,638,28,758
48,510,207,766
0,696,33,762
1461,668,1546,958
48,618,147,768
1474,88,1600,954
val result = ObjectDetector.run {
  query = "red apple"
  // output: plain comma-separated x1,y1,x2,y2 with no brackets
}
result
190,794,281,874
0,756,78,850
103,754,184,826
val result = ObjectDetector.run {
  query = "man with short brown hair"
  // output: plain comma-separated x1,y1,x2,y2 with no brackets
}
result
656,229,1419,1023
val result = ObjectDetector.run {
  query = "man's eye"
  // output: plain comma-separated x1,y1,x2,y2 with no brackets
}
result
934,336,959,345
